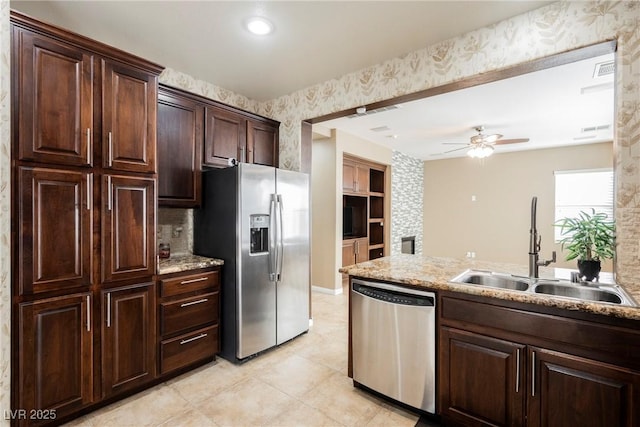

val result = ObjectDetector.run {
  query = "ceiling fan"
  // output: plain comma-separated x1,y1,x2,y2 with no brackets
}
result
439,126,530,158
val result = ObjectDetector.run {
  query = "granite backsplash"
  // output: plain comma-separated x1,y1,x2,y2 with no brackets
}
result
158,208,193,255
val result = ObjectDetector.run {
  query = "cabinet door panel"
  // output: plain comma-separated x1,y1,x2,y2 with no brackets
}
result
102,175,155,282
15,29,93,166
18,294,93,420
204,106,246,167
529,347,640,427
18,167,92,295
102,283,156,397
343,162,357,193
103,59,157,173
157,90,203,206
439,327,525,427
247,119,278,167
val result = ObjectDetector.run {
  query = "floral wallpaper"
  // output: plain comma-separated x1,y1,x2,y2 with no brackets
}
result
1,0,640,420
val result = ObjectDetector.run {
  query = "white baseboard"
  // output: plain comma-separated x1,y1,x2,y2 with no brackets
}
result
312,285,344,295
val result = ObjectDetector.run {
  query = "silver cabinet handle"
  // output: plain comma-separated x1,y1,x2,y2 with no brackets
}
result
106,292,111,328
107,176,112,211
108,131,113,167
180,277,208,285
86,174,92,210
180,298,208,308
515,348,520,393
531,350,536,397
180,333,207,345
86,295,91,332
86,128,92,165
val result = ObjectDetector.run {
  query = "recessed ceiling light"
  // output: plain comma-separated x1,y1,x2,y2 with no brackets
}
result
245,16,274,36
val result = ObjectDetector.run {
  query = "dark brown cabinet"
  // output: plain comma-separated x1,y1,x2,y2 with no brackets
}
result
102,59,157,173
204,105,247,167
203,104,279,168
157,268,221,374
101,175,156,283
13,28,94,167
157,86,204,207
438,293,640,427
247,119,279,167
17,167,93,295
11,11,163,425
101,283,156,398
17,293,93,424
528,347,640,427
440,327,525,427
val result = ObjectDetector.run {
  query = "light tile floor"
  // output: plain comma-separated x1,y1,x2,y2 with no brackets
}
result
65,288,420,427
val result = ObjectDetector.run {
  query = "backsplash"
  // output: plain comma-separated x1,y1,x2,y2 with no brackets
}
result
391,151,423,255
158,208,193,256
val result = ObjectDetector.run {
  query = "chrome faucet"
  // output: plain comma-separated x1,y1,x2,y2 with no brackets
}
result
529,196,556,278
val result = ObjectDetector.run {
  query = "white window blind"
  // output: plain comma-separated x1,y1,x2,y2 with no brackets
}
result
554,168,614,242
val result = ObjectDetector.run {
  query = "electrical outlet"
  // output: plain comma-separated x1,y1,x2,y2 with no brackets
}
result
172,226,183,238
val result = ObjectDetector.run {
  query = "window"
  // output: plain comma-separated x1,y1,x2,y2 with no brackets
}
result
554,168,614,241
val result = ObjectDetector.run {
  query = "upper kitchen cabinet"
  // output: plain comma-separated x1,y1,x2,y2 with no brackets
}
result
102,59,157,173
203,103,280,168
157,86,204,207
12,27,94,167
203,104,247,167
247,119,279,167
11,11,163,172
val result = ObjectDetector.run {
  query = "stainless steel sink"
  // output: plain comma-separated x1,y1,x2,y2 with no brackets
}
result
534,283,621,303
450,270,530,291
450,269,637,306
533,281,636,306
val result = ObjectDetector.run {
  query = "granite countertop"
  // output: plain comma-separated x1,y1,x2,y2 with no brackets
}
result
340,254,640,321
158,253,224,275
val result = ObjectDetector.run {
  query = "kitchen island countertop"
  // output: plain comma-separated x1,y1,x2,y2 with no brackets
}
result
158,253,224,275
340,254,640,321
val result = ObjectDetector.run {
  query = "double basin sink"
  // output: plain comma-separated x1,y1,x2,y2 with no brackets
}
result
450,269,637,306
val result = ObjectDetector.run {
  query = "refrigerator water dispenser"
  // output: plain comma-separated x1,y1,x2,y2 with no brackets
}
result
250,214,270,254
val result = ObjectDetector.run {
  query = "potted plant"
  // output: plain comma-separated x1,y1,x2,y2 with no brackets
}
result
555,209,615,281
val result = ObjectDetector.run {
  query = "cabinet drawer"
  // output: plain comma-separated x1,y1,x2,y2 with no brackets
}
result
160,270,219,297
160,292,218,336
160,325,218,374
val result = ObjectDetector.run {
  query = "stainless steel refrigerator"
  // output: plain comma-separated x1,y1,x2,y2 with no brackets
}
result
193,163,310,362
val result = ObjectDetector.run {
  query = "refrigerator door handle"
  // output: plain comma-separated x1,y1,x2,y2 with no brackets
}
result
276,194,284,281
268,194,278,281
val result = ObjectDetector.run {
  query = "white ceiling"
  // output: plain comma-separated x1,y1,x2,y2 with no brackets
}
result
11,0,552,101
319,52,615,160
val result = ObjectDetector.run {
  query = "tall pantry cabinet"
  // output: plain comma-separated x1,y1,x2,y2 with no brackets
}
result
11,11,162,425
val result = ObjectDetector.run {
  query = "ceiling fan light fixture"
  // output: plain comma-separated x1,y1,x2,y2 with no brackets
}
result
467,144,494,158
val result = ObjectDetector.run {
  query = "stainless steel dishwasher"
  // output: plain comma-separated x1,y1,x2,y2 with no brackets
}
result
351,278,436,414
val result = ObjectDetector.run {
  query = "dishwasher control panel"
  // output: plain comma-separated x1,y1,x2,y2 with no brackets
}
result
352,282,434,306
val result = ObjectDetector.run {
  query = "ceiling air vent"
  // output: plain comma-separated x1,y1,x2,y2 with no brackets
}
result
593,60,615,78
580,124,611,133
370,125,391,132
347,105,399,118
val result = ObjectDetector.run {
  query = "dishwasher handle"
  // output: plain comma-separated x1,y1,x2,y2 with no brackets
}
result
352,281,435,307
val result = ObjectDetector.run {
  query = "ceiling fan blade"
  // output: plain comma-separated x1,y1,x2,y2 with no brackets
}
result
494,138,530,145
482,133,502,143
442,146,471,154
441,142,469,145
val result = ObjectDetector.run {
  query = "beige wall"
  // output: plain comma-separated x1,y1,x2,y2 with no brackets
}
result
311,137,337,291
311,129,392,293
423,142,613,271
